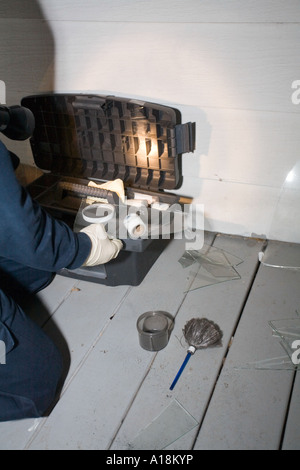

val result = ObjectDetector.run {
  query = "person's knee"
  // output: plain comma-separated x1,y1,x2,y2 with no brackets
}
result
30,337,63,416
0,289,64,421
0,339,63,422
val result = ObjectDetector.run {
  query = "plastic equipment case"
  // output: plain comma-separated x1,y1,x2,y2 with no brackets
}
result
21,94,195,286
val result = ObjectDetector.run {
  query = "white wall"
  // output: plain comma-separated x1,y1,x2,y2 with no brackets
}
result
1,0,300,242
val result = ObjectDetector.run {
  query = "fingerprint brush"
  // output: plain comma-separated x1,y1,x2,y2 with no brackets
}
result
169,318,223,391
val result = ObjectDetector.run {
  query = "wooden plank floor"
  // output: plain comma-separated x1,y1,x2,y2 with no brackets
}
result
0,233,299,450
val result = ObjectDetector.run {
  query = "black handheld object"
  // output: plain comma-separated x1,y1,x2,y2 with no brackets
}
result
0,105,35,141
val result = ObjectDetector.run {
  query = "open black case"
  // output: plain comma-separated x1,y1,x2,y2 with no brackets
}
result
21,94,196,286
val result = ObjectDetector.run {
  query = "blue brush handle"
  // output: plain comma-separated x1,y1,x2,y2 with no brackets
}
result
169,352,192,391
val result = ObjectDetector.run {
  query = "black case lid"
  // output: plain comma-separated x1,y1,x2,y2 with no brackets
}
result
21,94,195,190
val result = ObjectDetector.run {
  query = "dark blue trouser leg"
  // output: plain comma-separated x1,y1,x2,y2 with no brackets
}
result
0,256,63,421
0,290,63,421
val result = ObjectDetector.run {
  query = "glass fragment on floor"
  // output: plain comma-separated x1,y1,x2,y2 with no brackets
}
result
178,243,243,292
235,312,300,370
127,399,199,450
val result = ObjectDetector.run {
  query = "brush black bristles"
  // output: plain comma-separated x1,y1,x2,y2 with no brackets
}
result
183,318,223,349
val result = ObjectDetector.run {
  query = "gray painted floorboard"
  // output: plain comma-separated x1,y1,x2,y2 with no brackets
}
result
0,234,299,450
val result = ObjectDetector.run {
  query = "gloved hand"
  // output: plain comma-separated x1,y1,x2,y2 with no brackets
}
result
80,223,123,266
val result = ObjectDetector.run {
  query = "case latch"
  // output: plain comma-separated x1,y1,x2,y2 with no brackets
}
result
175,122,196,154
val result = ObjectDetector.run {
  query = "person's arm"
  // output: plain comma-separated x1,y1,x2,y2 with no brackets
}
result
0,140,91,271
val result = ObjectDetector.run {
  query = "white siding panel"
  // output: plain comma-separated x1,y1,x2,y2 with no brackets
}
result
0,3,299,243
177,106,300,188
0,19,55,99
173,176,280,239
50,21,300,114
37,0,300,23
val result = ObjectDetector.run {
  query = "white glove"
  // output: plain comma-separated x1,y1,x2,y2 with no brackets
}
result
80,223,123,266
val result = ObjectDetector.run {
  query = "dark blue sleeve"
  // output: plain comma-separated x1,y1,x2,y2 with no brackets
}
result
0,140,91,271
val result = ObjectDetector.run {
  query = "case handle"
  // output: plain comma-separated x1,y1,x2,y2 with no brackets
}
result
175,122,196,154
